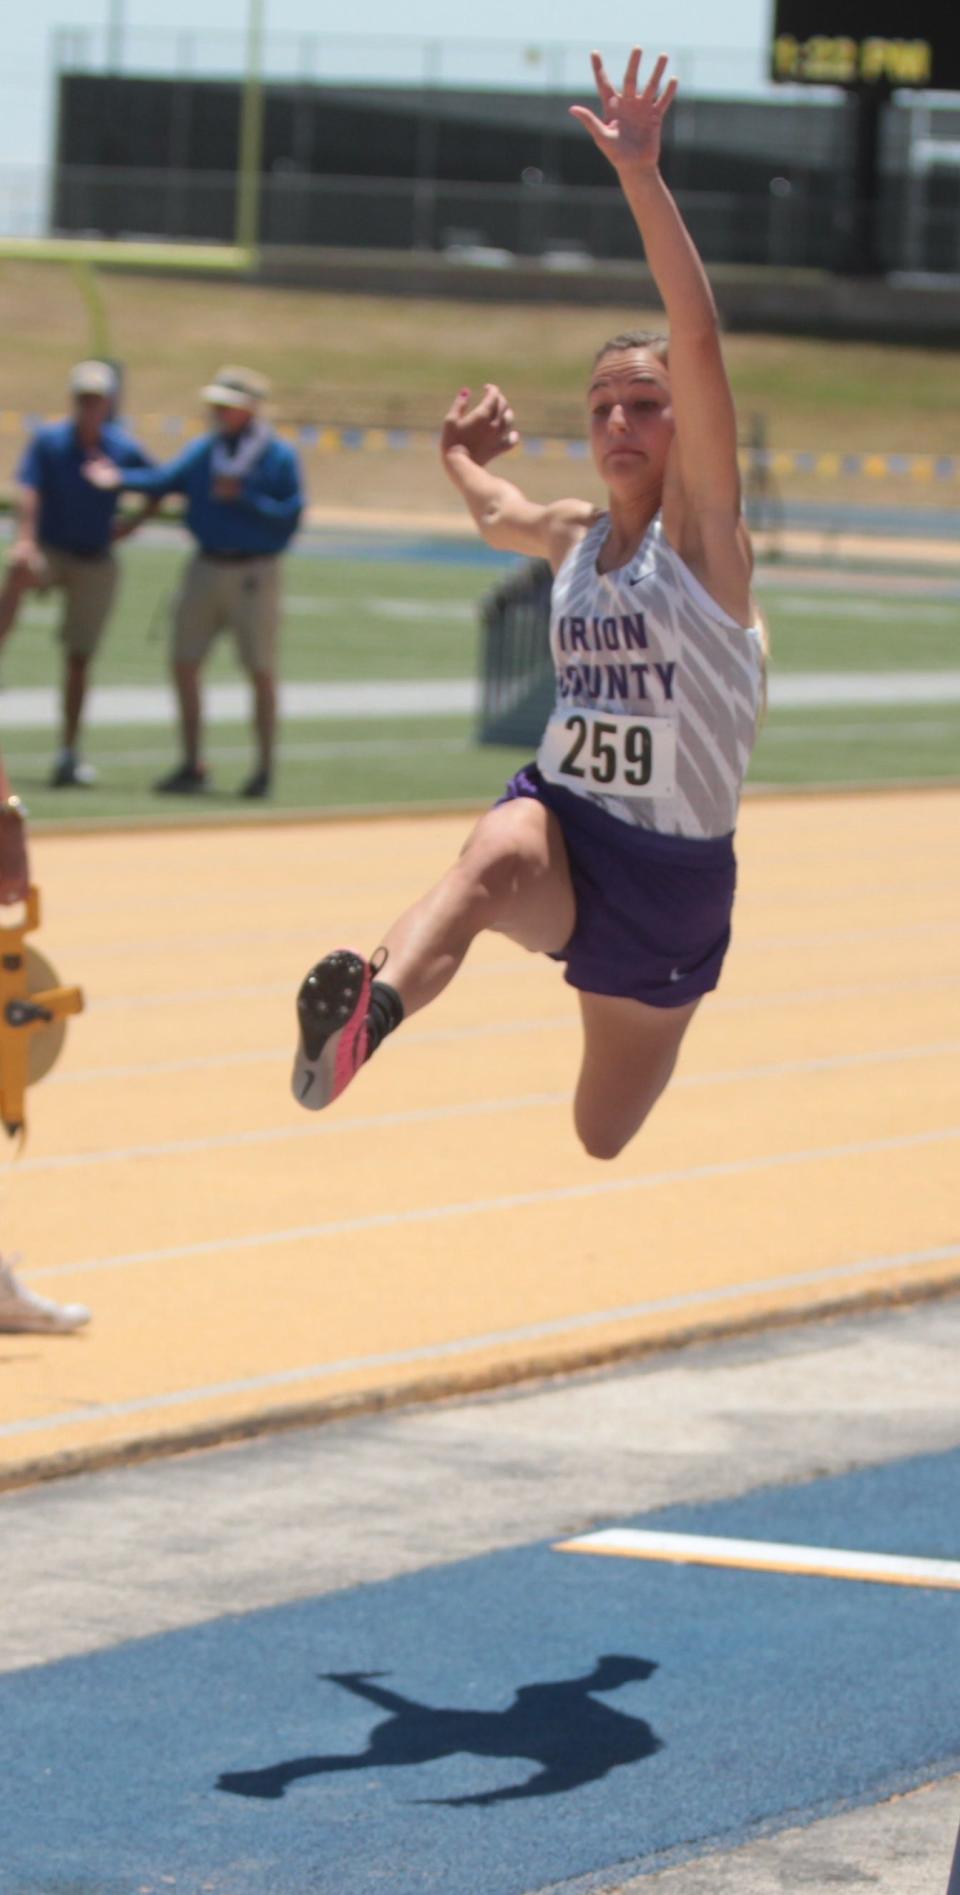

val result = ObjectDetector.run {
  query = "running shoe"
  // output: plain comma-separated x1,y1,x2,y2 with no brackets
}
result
292,949,374,1111
0,1258,91,1334
240,767,272,799
50,752,97,789
154,762,209,795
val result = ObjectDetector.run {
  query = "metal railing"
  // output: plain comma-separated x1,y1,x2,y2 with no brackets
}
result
25,164,958,276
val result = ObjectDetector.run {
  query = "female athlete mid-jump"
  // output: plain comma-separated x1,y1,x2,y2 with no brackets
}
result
292,48,766,1160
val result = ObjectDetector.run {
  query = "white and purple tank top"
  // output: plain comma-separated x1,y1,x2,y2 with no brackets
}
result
536,512,765,839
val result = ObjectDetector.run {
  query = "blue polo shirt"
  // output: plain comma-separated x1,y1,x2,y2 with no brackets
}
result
119,431,303,556
18,420,154,556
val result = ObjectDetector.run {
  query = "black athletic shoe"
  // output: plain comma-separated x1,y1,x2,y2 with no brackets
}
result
154,763,209,795
240,768,272,799
292,950,374,1112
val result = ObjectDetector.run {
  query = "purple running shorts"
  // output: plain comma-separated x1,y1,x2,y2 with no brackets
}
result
498,763,737,1008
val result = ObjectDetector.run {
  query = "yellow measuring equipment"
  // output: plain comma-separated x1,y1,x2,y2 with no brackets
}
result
0,795,83,1140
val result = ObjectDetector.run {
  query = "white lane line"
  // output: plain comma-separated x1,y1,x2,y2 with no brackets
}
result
285,598,474,621
771,596,959,622
40,1038,960,1132
554,1528,960,1591
762,719,960,744
67,907,960,970
6,671,959,734
27,1126,960,1283
8,1239,960,1443
368,599,474,621
0,679,478,731
12,1092,568,1172
769,671,960,708
88,970,960,1015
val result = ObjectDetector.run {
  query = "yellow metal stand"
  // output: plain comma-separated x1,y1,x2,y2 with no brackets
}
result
0,888,84,1139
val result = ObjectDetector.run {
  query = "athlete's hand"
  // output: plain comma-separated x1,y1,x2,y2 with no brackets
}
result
441,385,520,467
212,476,243,502
83,456,122,491
571,48,678,174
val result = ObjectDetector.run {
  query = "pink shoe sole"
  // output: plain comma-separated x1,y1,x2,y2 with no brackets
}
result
292,950,372,1111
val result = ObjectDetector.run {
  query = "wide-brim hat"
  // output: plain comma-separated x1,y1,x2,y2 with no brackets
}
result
200,365,270,409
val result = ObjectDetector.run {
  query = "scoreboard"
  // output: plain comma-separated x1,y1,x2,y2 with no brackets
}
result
771,1,959,89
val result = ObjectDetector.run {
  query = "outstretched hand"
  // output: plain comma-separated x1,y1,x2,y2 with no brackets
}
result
441,385,520,466
570,48,677,174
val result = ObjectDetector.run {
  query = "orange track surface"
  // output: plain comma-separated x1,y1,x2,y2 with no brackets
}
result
1,788,958,1486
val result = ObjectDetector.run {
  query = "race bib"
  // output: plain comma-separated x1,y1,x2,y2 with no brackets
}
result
538,708,677,800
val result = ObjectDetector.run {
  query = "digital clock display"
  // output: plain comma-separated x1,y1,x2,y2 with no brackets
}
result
770,3,957,88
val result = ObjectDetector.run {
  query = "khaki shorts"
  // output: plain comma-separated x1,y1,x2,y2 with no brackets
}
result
35,546,118,659
173,554,281,674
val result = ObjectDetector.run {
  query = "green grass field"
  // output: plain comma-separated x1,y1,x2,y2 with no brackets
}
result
1,535,957,824
2,258,960,455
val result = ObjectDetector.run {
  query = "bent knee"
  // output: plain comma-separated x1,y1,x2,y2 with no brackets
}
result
574,1116,636,1162
459,830,549,904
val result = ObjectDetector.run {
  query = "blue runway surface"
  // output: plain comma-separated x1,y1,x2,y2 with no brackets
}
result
4,1447,960,1894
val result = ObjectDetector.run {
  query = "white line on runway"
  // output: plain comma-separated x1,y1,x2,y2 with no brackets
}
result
762,719,960,744
43,1036,960,1116
26,1125,960,1281
58,910,960,971
4,670,960,729
84,967,960,1018
770,596,959,622
555,1528,960,1590
7,1239,960,1442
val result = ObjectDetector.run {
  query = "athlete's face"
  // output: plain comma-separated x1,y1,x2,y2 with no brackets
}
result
587,351,674,493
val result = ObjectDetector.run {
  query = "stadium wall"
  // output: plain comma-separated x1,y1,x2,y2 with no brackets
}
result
51,74,960,279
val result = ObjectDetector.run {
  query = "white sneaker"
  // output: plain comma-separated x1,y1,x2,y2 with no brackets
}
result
0,1258,91,1334
50,752,98,789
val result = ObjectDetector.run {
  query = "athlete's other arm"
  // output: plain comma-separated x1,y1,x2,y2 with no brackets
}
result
441,384,594,573
572,50,750,612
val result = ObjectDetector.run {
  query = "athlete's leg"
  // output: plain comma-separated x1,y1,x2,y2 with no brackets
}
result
173,660,204,769
377,795,575,1017
292,797,575,1110
573,990,700,1161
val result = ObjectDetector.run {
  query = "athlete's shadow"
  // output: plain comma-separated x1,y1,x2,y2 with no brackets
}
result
217,1653,662,1808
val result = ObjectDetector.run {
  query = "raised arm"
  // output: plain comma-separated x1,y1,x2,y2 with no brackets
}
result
572,51,741,526
440,384,594,573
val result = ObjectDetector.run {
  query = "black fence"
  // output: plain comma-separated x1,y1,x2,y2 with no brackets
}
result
49,73,960,275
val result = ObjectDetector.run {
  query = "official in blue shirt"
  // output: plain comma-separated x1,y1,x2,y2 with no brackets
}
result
87,365,304,798
0,360,155,787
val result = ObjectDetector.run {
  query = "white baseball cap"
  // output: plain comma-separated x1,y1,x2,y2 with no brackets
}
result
70,360,118,398
200,365,270,409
